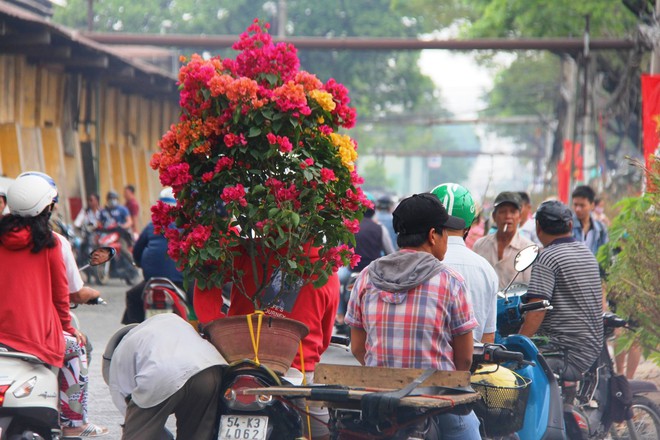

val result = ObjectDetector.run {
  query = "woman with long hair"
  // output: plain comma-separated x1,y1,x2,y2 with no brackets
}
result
0,174,107,437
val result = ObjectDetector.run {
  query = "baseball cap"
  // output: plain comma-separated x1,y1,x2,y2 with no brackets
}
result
493,191,522,211
536,200,573,233
393,193,466,236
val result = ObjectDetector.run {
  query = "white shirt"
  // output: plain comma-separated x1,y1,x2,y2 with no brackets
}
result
55,232,84,293
442,236,499,342
109,314,227,415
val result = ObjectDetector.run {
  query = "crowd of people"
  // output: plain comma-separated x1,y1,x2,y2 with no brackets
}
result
2,169,635,440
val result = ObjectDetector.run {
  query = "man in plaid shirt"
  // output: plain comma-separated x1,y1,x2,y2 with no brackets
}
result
345,193,481,439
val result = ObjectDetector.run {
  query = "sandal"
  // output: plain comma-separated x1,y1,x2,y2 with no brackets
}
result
63,423,109,438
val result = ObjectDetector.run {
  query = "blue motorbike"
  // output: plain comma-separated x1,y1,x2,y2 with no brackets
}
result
477,245,660,439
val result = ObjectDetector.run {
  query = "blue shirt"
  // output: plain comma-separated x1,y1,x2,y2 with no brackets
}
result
442,236,499,342
99,205,130,228
132,222,183,283
572,214,608,256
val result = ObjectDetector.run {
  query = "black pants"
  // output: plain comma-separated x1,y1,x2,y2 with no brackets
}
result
121,366,223,440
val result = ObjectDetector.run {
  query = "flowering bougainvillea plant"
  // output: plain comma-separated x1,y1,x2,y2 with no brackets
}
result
151,20,370,310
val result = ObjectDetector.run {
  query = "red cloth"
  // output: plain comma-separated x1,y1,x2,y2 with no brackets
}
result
194,246,339,372
641,74,660,192
0,227,74,367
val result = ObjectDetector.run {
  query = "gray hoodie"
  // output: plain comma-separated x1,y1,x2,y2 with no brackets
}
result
367,250,444,305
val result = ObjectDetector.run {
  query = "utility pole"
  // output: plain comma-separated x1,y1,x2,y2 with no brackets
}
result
86,0,93,32
277,0,287,38
581,15,597,187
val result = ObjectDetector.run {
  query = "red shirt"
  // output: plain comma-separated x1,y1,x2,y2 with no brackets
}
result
194,246,339,372
125,198,140,217
0,227,73,367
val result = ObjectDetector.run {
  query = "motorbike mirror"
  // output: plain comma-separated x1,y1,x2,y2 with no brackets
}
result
78,247,116,272
89,247,116,266
514,245,539,272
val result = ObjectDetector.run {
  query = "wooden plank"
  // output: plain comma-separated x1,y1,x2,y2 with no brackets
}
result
0,123,22,176
19,126,44,170
40,68,63,126
314,364,470,389
99,141,112,198
41,126,69,220
0,29,50,46
241,386,480,409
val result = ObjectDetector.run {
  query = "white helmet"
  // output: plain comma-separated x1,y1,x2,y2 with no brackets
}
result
159,187,176,206
7,174,58,217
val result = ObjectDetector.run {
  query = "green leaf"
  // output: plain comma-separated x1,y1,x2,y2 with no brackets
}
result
291,212,300,227
248,126,261,137
287,259,298,269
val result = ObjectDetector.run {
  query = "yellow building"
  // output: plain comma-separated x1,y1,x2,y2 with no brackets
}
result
0,2,178,227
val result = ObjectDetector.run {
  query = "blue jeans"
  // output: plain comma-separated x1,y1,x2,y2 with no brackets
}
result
434,411,481,440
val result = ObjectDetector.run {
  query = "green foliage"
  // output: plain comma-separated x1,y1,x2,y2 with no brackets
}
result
359,159,396,190
597,158,660,364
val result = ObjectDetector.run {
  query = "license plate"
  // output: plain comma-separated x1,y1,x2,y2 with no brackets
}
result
219,415,268,440
145,309,171,318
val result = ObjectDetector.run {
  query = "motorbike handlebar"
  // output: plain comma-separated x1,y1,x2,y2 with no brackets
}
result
491,348,524,363
473,343,525,365
519,300,552,313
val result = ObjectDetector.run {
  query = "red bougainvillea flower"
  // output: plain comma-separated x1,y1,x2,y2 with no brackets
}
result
150,20,370,309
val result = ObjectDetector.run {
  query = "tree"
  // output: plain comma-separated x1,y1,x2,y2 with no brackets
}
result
396,0,645,177
597,158,660,366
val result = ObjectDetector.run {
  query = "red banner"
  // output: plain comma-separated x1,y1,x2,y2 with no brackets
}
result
641,74,660,191
557,140,572,203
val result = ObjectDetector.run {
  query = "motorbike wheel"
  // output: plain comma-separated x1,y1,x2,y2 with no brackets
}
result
611,393,660,440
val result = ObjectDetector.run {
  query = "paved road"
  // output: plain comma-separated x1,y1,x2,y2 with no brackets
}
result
76,277,358,439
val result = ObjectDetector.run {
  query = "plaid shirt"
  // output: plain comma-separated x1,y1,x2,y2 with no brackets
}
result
345,257,477,371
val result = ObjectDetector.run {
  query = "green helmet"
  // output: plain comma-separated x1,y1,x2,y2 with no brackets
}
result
430,183,476,227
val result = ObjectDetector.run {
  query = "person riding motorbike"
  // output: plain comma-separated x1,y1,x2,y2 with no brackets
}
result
519,201,604,384
0,174,107,437
194,243,339,439
431,183,499,343
345,193,481,439
122,188,190,324
17,172,102,305
336,193,394,333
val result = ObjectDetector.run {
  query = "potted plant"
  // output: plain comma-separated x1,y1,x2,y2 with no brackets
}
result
150,20,369,370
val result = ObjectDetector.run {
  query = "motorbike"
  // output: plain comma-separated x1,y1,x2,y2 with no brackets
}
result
93,225,139,285
216,360,304,440
485,245,660,440
0,247,115,440
142,278,230,327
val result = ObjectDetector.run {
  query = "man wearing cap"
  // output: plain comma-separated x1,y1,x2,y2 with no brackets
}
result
519,201,603,381
473,191,535,289
432,183,499,343
345,193,481,439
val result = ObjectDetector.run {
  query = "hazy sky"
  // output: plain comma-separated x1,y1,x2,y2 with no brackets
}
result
417,49,530,200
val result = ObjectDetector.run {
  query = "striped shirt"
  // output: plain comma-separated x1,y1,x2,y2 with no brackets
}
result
527,237,604,373
345,258,477,371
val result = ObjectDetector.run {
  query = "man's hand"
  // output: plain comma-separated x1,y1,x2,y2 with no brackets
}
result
70,286,101,304
518,298,547,337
